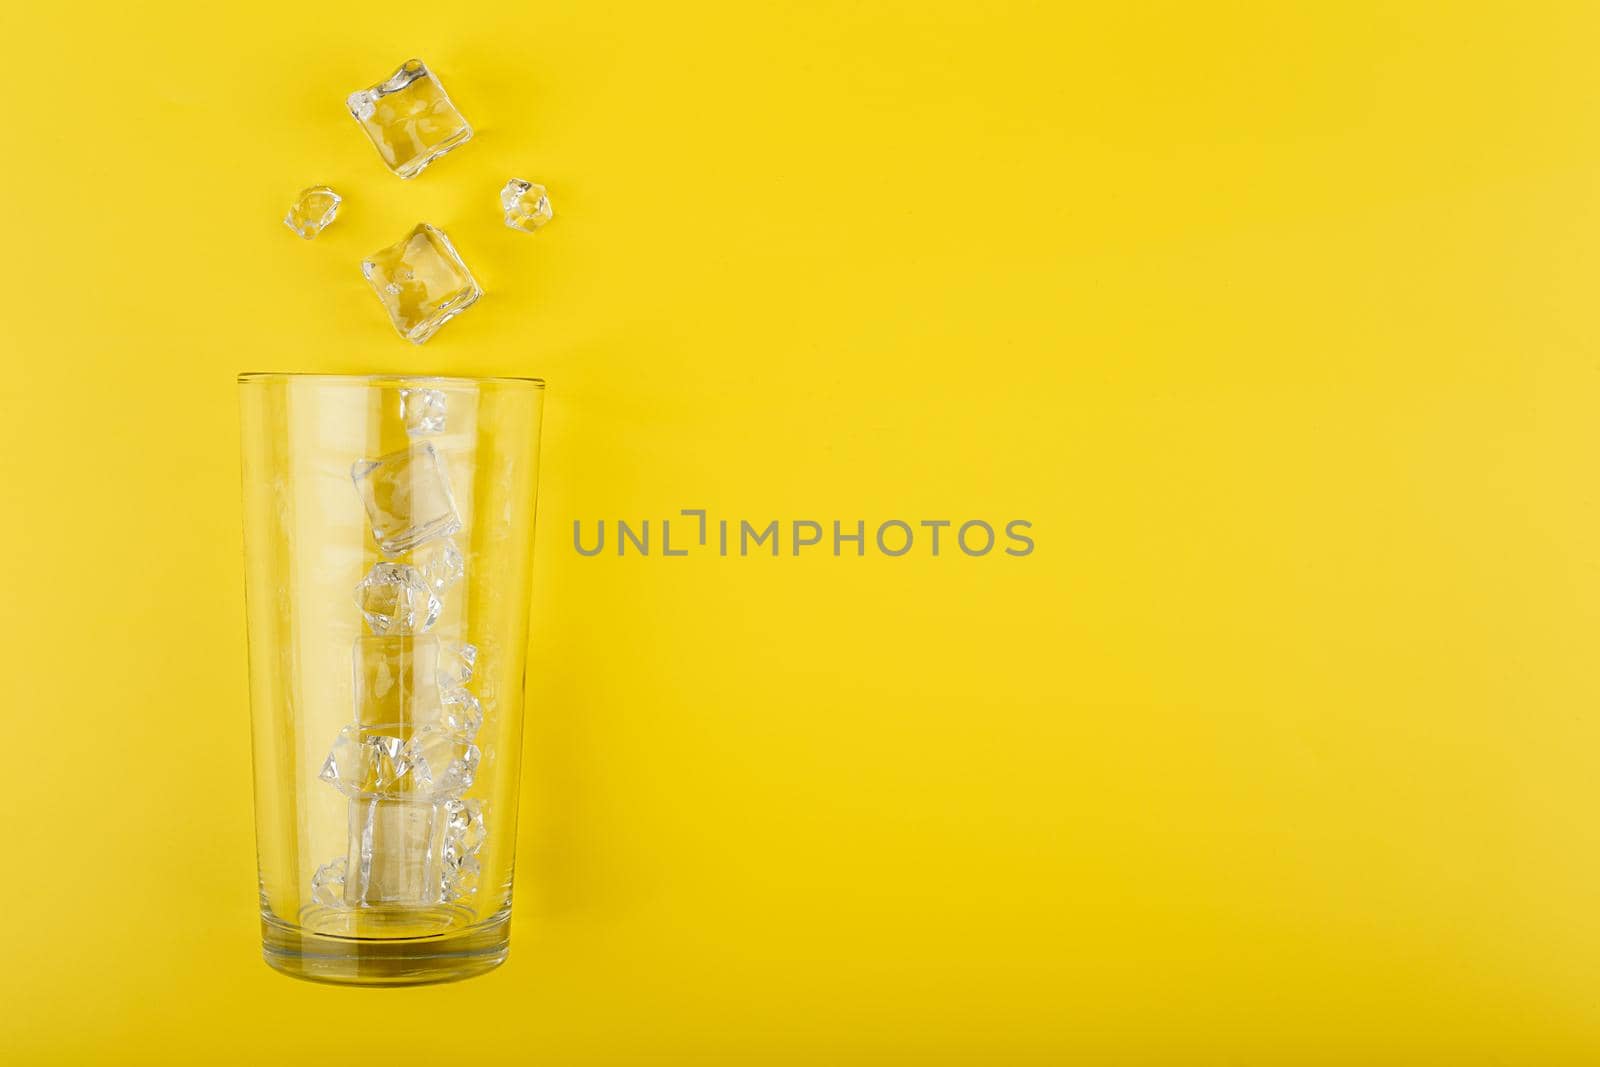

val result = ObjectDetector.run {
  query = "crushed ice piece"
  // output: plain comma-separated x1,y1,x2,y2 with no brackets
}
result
500,179,553,232
347,59,473,179
318,725,407,797
311,857,347,906
441,852,480,902
351,442,461,555
444,798,486,858
345,797,446,906
283,186,342,239
353,635,441,728
440,687,483,737
400,387,446,435
401,725,480,795
420,539,465,594
361,223,482,343
354,562,441,635
437,642,477,688
440,799,483,902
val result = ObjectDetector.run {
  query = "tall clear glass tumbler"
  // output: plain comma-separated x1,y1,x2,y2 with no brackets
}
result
237,374,545,985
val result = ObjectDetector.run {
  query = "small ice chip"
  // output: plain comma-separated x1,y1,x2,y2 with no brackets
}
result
283,186,342,239
354,562,442,635
400,387,447,435
420,539,465,594
401,725,480,796
501,179,553,232
311,857,347,907
318,728,368,794
438,798,484,901
441,852,481,902
437,642,477,688
318,724,408,797
444,798,486,858
347,59,473,179
440,687,483,738
351,442,461,555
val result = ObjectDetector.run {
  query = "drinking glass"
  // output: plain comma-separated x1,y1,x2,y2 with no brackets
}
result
237,373,544,984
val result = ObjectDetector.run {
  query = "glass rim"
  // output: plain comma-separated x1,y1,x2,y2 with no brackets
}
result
238,372,545,388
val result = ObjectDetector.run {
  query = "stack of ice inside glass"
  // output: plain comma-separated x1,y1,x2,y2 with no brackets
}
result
310,386,489,910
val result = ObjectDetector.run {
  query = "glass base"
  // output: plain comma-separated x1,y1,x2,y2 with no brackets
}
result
261,909,510,986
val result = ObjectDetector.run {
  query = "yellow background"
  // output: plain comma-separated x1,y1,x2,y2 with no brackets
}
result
2,1,1597,1062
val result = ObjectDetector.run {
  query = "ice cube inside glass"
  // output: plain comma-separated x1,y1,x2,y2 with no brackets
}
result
347,59,473,179
351,442,462,556
319,725,408,797
345,797,448,906
353,562,441,635
402,726,481,796
354,636,442,729
361,224,482,344
400,387,447,435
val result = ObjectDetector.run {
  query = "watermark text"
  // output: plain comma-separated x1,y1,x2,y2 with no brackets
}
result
574,510,1034,558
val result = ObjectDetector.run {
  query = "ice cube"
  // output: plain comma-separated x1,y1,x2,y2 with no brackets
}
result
438,799,484,901
437,642,477,688
354,635,440,728
283,186,341,239
318,725,408,797
351,442,461,555
441,852,480,902
361,224,482,344
401,725,480,795
443,797,486,858
347,59,473,179
440,687,483,738
311,857,347,907
354,562,441,635
345,797,447,906
420,539,464,594
400,387,446,435
500,179,553,232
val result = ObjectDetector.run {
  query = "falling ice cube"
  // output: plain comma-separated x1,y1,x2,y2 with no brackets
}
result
311,857,347,907
319,725,408,797
283,186,342,239
354,562,441,635
351,442,461,555
401,726,480,796
437,642,477,688
345,797,447,906
420,539,465,594
440,688,483,738
347,58,473,179
501,179,553,232
361,224,482,344
400,387,446,435
354,635,440,728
